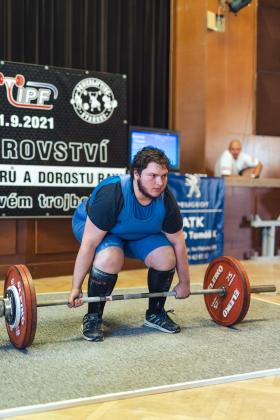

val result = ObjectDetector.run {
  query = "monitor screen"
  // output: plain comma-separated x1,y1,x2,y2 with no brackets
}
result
129,126,180,171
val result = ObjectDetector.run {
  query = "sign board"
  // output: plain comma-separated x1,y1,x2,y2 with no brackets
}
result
168,174,224,264
0,61,128,217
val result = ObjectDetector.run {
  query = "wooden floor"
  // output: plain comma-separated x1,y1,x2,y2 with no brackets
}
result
1,260,280,419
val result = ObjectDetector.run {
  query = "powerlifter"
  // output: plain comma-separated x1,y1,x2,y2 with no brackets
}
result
68,146,191,341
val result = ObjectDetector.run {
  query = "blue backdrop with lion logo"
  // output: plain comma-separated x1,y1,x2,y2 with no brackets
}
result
168,173,224,264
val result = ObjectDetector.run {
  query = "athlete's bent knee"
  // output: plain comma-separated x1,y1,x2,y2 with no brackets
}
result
145,246,176,271
94,247,124,274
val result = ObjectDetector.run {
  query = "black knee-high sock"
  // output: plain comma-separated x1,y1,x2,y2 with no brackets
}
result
87,267,118,317
147,267,175,314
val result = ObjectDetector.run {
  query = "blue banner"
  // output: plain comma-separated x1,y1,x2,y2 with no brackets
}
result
168,174,224,264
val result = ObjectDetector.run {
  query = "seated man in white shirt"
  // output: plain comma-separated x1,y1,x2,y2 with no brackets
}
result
214,139,263,178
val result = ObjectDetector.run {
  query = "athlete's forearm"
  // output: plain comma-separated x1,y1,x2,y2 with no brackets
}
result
174,243,190,286
72,245,96,291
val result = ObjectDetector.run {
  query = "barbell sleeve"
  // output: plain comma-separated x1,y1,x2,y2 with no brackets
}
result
249,285,276,294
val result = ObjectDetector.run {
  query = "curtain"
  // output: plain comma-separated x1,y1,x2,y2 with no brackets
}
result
0,0,170,128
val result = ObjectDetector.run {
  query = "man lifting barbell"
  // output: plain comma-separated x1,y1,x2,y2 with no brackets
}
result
0,149,277,350
69,146,191,341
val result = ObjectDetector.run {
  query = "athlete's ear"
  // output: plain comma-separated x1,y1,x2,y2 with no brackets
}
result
134,168,140,179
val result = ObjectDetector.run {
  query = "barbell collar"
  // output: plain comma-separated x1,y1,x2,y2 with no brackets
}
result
0,298,12,320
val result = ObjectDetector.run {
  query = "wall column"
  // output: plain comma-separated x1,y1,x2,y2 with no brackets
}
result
169,0,207,174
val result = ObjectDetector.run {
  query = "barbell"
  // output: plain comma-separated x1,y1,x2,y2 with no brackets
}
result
0,256,277,349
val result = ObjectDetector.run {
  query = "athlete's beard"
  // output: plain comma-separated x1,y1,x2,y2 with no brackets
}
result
137,178,162,200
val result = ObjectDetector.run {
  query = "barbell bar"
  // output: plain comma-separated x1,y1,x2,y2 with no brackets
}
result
1,284,275,311
0,256,277,349
37,288,226,307
1,285,275,320
0,288,230,319
0,289,228,318
34,284,276,307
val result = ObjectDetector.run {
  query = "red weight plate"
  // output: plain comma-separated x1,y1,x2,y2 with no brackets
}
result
4,265,37,349
203,256,251,327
